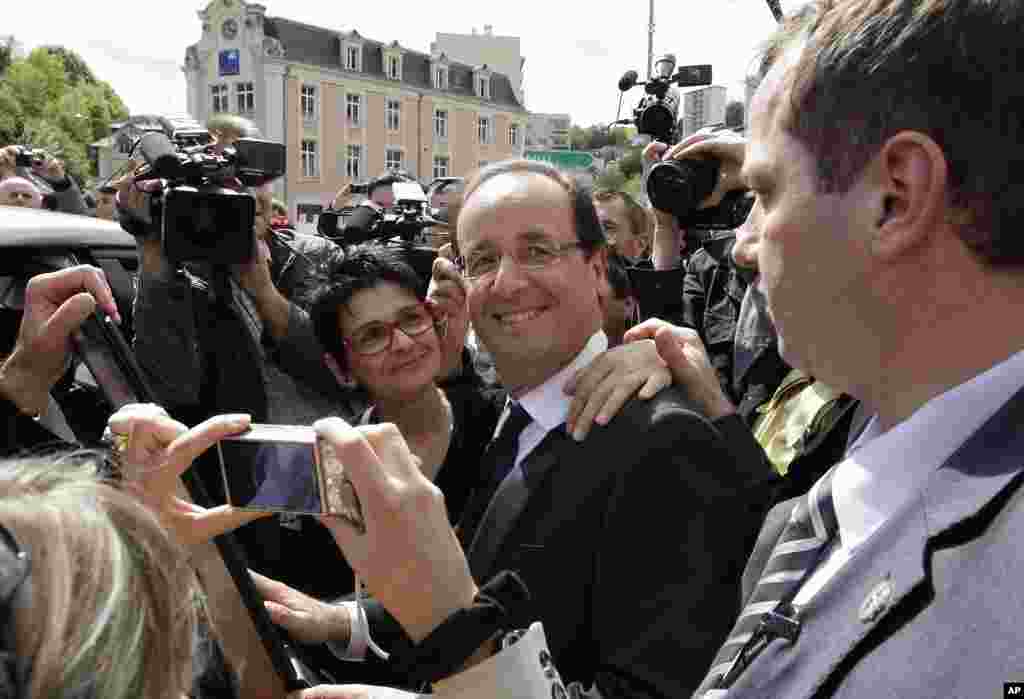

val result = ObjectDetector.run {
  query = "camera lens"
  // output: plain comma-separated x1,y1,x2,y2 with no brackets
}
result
646,158,720,220
638,103,676,145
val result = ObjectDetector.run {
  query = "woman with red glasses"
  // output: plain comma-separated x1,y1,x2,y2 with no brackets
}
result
310,244,503,525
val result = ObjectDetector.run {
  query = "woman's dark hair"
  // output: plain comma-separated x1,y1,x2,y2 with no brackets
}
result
310,244,428,373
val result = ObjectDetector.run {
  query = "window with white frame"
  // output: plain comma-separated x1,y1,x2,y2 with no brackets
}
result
432,156,449,179
386,148,403,170
346,94,362,126
433,67,447,90
386,54,401,80
478,116,492,144
434,109,447,139
508,123,520,146
477,76,490,99
301,140,319,178
211,84,229,113
347,144,362,179
386,99,401,131
345,45,361,71
301,85,317,120
235,82,254,113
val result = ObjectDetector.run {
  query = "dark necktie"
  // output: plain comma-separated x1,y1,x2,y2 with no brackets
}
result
701,467,840,693
456,401,532,547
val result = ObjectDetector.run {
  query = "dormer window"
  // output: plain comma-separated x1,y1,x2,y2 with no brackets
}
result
431,52,450,91
341,31,363,72
473,65,492,100
383,41,404,81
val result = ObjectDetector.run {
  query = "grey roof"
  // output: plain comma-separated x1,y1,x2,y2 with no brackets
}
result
261,16,525,111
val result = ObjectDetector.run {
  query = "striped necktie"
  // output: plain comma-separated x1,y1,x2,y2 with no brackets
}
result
702,467,840,692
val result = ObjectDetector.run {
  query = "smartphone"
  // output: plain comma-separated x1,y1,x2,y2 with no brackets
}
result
218,425,365,533
70,309,152,409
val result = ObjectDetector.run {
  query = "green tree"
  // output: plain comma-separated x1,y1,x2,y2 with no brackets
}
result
42,46,97,86
596,164,626,191
0,46,129,181
617,146,644,180
0,44,11,76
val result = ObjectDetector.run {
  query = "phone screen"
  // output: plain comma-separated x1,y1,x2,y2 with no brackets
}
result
219,440,322,514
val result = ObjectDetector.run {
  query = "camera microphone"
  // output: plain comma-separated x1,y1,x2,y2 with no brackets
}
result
618,70,639,92
138,133,183,180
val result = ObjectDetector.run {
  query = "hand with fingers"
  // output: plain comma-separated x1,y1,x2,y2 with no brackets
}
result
624,318,736,420
563,339,672,441
426,257,471,380
250,570,351,645
106,404,271,552
0,265,121,416
312,418,478,645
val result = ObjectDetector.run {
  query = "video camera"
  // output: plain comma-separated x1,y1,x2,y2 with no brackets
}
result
615,55,712,146
317,180,445,247
130,132,285,264
613,56,752,230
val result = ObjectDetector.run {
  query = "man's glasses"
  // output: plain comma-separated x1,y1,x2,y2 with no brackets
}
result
457,240,585,284
344,304,438,357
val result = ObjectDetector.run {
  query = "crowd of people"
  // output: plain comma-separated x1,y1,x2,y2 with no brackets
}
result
3,0,1024,696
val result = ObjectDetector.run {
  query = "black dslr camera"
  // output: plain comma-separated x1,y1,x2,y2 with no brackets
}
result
10,145,46,169
130,132,285,264
646,130,755,231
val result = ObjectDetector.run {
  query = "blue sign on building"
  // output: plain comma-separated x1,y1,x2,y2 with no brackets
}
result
219,49,240,76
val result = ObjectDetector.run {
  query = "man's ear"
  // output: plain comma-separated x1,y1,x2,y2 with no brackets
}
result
870,131,949,260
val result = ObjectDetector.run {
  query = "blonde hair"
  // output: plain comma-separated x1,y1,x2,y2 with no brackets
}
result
0,457,203,699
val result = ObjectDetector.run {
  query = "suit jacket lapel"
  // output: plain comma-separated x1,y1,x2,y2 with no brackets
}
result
727,384,1024,699
467,428,568,581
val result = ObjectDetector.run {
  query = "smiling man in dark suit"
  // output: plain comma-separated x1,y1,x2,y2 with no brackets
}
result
401,159,772,697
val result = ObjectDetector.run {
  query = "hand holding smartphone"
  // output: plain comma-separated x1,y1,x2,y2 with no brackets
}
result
217,425,366,534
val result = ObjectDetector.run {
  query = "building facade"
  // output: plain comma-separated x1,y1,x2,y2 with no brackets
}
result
680,85,727,139
181,0,528,234
431,27,526,107
526,113,571,151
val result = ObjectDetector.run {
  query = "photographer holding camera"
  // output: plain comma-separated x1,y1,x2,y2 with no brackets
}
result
0,145,87,215
117,134,368,591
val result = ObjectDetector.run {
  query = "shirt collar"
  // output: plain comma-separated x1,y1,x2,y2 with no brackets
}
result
833,347,1024,551
515,331,608,432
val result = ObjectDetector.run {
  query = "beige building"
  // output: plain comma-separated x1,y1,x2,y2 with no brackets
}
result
681,85,728,139
181,0,527,234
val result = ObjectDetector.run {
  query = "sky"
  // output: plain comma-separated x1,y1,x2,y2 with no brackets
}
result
5,0,779,128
